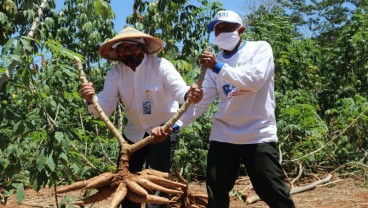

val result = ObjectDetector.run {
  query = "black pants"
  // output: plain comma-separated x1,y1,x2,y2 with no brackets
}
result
206,141,295,208
120,132,178,208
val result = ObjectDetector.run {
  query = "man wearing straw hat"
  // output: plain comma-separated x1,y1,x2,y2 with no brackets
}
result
79,26,203,208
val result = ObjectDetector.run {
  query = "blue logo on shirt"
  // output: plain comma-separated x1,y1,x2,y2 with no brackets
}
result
222,84,251,98
222,84,235,96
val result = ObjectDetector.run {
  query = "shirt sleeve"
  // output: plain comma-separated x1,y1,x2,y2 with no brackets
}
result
88,68,120,116
219,41,275,92
161,59,190,104
177,70,218,128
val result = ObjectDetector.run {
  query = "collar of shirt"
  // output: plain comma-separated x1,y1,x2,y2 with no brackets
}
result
222,40,247,59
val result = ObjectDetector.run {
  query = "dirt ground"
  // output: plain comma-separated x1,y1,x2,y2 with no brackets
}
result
2,173,368,208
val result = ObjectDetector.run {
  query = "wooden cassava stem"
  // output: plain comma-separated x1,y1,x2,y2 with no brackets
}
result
75,56,127,147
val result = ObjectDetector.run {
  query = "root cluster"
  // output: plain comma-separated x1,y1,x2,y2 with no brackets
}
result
56,169,208,207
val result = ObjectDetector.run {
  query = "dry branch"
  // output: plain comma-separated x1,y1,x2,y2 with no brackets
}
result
245,174,332,204
94,125,116,166
292,107,368,162
69,142,97,170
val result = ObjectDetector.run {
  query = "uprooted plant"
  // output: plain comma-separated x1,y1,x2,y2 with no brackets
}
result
56,55,209,208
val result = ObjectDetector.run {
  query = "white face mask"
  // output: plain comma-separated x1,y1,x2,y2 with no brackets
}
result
215,30,241,51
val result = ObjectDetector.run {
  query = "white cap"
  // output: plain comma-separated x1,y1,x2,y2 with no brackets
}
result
207,10,243,32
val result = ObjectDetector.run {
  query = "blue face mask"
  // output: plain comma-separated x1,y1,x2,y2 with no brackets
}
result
215,30,240,51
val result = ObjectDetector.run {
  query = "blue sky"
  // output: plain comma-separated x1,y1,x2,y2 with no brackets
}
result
110,0,245,32
56,0,246,32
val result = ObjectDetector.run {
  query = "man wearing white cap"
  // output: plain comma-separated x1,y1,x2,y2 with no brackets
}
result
179,10,295,207
79,26,203,208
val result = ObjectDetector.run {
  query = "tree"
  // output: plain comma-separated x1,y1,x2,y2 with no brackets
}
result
0,0,117,203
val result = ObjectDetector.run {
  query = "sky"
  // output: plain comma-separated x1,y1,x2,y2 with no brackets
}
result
110,0,245,32
56,0,246,32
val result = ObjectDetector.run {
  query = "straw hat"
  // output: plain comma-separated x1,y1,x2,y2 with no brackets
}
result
99,27,164,61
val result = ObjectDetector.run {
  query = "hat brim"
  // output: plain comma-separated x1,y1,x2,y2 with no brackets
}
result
207,20,243,32
99,27,164,61
207,20,222,32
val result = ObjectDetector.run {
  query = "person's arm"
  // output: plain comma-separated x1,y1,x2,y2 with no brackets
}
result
177,70,218,128
87,69,120,116
202,42,275,92
221,42,274,91
161,59,190,104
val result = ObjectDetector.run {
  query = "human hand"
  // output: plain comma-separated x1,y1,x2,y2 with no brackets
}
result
186,84,203,103
79,82,95,104
200,51,217,69
150,126,173,143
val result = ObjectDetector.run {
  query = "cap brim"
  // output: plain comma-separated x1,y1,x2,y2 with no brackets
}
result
207,20,243,32
207,20,221,32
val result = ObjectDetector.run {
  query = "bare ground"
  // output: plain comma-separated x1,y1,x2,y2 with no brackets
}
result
2,173,368,208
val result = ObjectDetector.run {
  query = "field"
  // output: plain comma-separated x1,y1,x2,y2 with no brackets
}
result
2,173,368,208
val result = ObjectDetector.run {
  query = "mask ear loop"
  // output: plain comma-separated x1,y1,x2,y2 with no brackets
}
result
235,24,242,32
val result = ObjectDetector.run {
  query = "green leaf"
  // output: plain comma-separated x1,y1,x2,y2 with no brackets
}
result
2,38,14,53
72,91,80,99
0,12,7,24
12,39,21,55
46,155,56,172
92,120,106,126
36,149,47,171
40,92,47,98
20,37,33,52
94,0,114,19
44,17,55,28
1,55,10,63
16,183,25,203
82,21,93,33
8,54,22,62
13,120,26,135
60,153,68,161
33,170,47,191
2,159,10,169
55,131,64,142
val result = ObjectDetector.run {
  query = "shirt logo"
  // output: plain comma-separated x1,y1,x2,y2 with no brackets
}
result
222,84,250,98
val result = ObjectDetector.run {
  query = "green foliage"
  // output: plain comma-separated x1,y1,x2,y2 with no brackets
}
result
247,3,368,177
276,90,330,171
172,103,216,181
325,96,368,163
278,0,355,36
0,0,118,203
53,0,116,64
318,8,368,112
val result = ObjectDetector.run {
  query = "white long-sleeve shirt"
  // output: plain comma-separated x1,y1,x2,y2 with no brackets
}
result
179,41,278,144
88,54,189,143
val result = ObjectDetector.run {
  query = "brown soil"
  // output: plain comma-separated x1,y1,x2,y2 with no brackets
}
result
2,173,367,208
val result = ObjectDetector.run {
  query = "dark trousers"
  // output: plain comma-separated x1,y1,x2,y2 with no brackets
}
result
120,132,177,208
206,141,295,208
